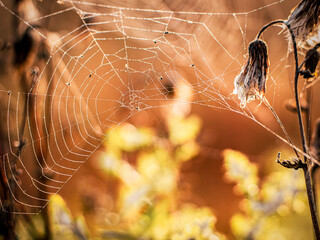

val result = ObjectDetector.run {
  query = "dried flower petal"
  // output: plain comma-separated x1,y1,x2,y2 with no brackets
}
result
233,40,269,108
302,24,320,49
287,0,320,45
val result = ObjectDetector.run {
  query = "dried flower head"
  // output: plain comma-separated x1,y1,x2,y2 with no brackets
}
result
287,0,320,45
233,39,269,108
300,47,320,78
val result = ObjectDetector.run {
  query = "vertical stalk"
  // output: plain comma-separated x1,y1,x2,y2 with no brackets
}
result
306,73,318,216
307,44,320,215
285,21,320,239
257,19,320,238
305,165,320,238
311,119,320,216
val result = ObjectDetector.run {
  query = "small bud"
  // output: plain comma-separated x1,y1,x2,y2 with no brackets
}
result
276,152,304,170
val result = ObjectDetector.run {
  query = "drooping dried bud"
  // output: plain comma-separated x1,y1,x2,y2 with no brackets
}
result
300,47,320,78
233,39,269,107
305,48,320,73
287,0,320,45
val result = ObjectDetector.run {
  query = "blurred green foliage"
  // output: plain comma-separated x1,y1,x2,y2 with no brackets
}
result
16,114,224,240
16,194,89,240
97,114,224,240
15,116,315,240
223,149,313,240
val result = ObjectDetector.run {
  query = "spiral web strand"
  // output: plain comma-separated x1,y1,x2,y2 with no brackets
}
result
0,0,301,216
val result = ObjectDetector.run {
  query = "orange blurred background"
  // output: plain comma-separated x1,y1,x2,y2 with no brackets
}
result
1,0,317,238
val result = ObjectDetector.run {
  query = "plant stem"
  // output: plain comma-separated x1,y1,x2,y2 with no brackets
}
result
257,20,307,153
257,19,301,159
304,165,320,238
256,20,284,39
305,68,318,217
286,25,308,155
257,19,320,238
312,167,318,216
285,20,320,239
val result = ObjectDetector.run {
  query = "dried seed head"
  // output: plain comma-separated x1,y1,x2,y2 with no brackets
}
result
304,47,320,77
287,0,320,45
233,39,269,107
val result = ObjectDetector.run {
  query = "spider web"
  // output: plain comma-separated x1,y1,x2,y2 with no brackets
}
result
0,0,305,217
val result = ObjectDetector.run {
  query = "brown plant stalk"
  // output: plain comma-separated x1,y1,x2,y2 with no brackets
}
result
256,19,320,239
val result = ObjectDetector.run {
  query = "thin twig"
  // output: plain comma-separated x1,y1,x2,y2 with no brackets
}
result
262,97,300,159
256,20,284,39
